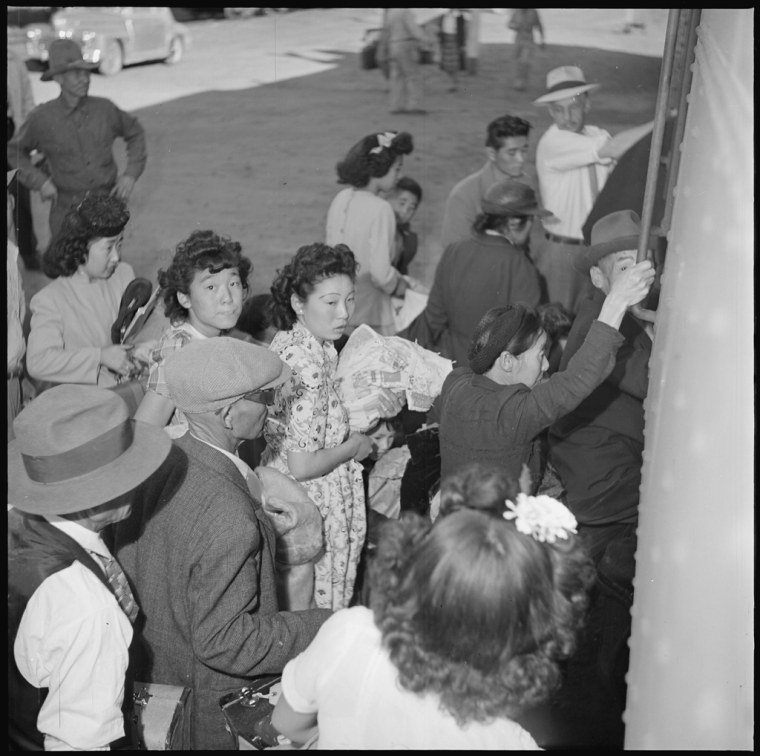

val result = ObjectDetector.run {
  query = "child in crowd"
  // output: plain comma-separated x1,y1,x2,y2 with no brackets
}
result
134,230,252,437
325,130,414,335
270,462,594,749
384,175,422,277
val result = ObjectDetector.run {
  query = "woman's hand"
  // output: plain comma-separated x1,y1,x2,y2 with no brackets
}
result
100,344,135,377
349,433,374,462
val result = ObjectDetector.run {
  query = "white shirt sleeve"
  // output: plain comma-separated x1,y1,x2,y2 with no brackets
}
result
539,125,613,172
14,562,133,751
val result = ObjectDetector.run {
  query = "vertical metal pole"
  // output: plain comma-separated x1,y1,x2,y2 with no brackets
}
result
637,9,682,263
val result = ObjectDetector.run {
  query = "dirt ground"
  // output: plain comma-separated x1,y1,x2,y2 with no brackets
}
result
18,9,664,345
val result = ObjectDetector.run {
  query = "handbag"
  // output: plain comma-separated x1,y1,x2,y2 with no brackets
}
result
131,682,191,750
219,675,283,750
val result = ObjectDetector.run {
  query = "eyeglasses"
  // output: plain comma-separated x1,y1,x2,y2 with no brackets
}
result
241,388,276,406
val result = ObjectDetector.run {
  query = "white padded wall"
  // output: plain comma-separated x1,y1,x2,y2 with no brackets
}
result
624,9,754,750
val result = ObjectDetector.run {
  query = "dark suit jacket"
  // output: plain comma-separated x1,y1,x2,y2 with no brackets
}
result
113,434,331,750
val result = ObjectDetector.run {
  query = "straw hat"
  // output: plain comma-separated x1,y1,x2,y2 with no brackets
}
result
165,336,292,414
8,385,172,515
41,39,98,81
534,65,599,104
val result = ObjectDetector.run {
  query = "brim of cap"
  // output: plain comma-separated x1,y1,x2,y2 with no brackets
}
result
574,233,659,273
7,420,172,515
260,360,293,391
534,83,600,104
41,61,99,81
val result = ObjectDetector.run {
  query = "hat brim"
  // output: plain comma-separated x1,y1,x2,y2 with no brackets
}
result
534,83,599,104
41,61,99,82
260,359,293,391
574,233,659,273
7,420,172,515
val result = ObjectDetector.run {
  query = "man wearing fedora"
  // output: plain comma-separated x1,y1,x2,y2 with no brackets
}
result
440,114,536,250
532,65,656,316
8,384,172,750
548,209,658,723
405,179,546,366
7,38,146,240
112,337,332,750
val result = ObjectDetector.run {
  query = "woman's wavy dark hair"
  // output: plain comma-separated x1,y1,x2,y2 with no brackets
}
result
158,230,252,325
472,211,530,235
370,463,594,727
269,242,358,331
42,191,130,278
336,131,414,188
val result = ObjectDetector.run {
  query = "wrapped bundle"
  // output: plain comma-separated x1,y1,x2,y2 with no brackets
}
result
335,324,453,432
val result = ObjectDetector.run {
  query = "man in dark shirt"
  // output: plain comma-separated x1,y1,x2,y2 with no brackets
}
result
7,39,146,239
549,210,656,568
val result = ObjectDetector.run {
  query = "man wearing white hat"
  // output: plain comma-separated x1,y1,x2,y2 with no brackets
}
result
112,337,332,750
8,384,172,750
7,38,146,239
532,65,656,315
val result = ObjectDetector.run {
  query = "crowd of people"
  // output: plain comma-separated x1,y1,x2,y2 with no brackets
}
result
9,34,664,751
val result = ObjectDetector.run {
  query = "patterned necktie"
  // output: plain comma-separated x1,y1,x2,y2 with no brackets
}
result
96,553,139,623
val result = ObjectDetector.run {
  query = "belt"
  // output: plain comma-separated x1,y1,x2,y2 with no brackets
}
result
8,365,23,379
544,231,584,246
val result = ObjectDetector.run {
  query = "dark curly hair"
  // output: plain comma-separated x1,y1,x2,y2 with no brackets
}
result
42,191,130,278
269,242,358,331
369,465,594,726
158,230,252,325
336,131,414,188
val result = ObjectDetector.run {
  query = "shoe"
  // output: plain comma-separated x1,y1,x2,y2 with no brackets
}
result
405,108,427,115
390,109,406,114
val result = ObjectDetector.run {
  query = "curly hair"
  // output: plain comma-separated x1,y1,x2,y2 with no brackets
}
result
485,114,532,150
42,191,130,278
269,242,358,331
158,230,252,325
370,473,594,727
336,131,414,188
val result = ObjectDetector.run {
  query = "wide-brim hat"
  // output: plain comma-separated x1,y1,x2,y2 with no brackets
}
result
8,385,172,515
575,210,659,272
165,336,292,414
534,65,599,104
481,179,553,218
41,39,98,81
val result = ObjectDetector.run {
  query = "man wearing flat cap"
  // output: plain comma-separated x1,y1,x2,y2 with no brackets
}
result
404,179,546,366
112,337,332,750
532,65,656,315
7,38,146,238
8,384,172,750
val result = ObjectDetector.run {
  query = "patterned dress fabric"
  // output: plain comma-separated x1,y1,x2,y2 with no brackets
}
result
262,322,366,610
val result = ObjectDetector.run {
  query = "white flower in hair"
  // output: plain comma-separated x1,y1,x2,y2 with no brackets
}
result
369,131,396,154
503,493,578,543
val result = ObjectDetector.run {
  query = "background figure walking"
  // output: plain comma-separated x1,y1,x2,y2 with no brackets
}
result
508,8,545,91
384,8,431,114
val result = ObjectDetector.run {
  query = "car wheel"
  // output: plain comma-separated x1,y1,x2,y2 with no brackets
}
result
164,36,184,65
98,39,123,76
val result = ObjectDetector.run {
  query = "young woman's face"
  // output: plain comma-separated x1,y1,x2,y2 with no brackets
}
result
177,266,245,337
510,331,549,388
81,233,123,279
378,157,403,193
294,274,355,343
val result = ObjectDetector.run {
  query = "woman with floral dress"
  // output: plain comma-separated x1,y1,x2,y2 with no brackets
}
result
262,242,374,610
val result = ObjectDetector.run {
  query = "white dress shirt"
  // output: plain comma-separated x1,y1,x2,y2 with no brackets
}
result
14,517,133,751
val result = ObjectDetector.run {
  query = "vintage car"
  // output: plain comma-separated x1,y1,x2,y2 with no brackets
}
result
24,7,190,76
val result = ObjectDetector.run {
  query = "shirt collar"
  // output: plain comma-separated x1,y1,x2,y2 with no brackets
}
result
44,514,112,560
188,433,253,480
57,93,87,116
